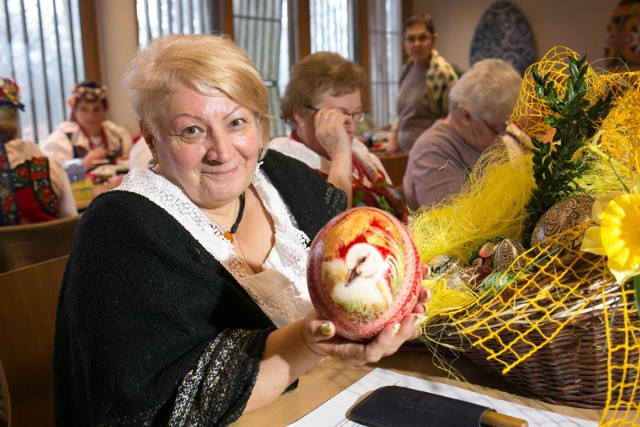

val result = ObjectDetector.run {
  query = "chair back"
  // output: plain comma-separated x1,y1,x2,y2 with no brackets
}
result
0,255,68,427
0,215,80,274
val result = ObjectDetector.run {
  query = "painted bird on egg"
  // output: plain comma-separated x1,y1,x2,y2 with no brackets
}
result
308,207,421,341
328,242,397,312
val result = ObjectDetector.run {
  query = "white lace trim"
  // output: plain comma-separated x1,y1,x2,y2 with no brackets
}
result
118,167,312,327
269,137,332,174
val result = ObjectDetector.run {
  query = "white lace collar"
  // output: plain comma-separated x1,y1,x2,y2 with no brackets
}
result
118,167,313,327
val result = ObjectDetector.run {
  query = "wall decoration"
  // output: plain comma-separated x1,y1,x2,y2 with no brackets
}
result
605,0,640,71
470,1,537,75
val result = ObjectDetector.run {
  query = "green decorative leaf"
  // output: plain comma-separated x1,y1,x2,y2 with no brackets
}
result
524,54,613,242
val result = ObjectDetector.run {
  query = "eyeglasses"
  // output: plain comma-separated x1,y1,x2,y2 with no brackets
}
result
404,34,432,44
304,105,367,123
479,117,508,137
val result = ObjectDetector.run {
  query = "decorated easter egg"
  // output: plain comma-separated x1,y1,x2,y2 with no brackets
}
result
307,207,421,341
445,265,492,292
492,238,526,272
427,254,462,277
530,195,595,250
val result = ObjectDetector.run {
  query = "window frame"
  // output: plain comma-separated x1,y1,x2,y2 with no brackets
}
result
79,0,101,83
213,0,413,126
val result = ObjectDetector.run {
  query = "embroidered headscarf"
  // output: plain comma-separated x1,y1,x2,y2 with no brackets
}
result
0,77,25,111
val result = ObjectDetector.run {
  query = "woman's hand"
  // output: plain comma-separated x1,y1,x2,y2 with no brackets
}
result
312,107,353,160
301,286,430,365
82,148,108,171
249,287,430,412
311,106,354,207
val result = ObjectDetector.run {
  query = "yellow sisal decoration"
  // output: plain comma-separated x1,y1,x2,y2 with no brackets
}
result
415,46,640,427
410,145,535,265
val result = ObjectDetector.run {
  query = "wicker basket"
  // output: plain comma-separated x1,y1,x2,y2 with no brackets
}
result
424,252,640,409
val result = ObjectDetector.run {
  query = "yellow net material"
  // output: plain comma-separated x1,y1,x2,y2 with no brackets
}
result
416,46,640,426
513,46,640,182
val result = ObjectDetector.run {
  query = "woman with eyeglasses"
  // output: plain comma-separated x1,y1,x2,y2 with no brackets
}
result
385,14,459,156
272,51,409,221
403,58,522,210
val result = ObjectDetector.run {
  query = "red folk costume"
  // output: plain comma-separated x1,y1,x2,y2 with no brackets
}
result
0,77,75,226
270,131,409,222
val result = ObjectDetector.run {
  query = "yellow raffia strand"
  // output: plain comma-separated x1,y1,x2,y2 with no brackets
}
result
415,46,640,426
423,278,476,325
410,145,534,264
597,82,640,179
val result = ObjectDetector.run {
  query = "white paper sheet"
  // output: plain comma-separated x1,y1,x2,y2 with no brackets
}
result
289,368,597,427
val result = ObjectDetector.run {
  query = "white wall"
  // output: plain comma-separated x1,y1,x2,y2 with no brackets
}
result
414,0,621,72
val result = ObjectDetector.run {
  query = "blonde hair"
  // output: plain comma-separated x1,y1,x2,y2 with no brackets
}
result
279,51,364,126
124,34,270,146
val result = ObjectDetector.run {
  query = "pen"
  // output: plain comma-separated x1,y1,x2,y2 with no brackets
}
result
481,410,528,427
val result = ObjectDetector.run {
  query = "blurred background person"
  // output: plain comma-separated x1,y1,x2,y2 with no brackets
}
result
272,51,409,222
44,80,132,172
100,134,153,190
0,77,77,225
403,58,522,210
385,14,459,156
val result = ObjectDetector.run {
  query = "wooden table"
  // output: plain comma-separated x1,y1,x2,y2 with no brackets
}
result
231,350,602,426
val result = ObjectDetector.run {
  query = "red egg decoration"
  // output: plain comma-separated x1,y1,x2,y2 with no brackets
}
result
307,207,421,341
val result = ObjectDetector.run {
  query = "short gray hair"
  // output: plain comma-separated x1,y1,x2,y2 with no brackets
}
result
448,58,522,121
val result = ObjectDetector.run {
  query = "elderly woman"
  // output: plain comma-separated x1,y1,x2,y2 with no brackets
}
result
44,80,132,171
386,14,459,155
53,35,427,425
403,58,522,210
0,77,77,225
270,51,409,222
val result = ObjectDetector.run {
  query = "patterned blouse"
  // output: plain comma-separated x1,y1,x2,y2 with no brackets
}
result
270,132,409,222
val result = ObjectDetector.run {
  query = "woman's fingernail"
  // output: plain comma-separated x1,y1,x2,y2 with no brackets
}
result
391,323,401,335
412,314,426,328
319,322,333,336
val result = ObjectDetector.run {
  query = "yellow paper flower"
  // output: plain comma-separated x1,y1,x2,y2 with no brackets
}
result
581,177,640,284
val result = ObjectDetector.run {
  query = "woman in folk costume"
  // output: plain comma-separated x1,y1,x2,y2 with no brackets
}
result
0,77,76,225
271,52,409,222
44,80,132,171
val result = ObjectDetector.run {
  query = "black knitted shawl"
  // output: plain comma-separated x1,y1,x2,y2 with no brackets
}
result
53,150,346,426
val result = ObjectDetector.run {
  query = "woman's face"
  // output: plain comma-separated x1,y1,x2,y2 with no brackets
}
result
403,23,436,67
294,89,361,155
74,99,106,136
457,108,508,151
145,84,261,210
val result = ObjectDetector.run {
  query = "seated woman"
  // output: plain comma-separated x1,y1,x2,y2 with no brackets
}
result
403,58,522,210
43,80,132,171
53,34,428,425
270,52,409,222
0,77,77,225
